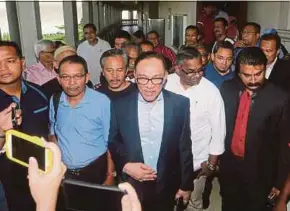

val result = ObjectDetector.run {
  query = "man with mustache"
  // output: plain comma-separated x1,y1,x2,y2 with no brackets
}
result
165,47,225,211
49,55,115,210
204,41,235,88
219,47,290,211
97,49,136,100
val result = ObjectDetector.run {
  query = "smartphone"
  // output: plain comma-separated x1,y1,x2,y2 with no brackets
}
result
5,130,53,173
62,179,126,211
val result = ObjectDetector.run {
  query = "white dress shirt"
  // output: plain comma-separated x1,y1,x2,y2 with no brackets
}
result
77,38,111,85
265,57,278,79
165,74,226,171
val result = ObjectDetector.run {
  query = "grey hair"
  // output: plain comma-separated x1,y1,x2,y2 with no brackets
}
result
34,39,54,58
177,46,202,65
100,48,128,68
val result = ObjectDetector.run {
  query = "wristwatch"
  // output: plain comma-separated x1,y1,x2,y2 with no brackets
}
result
206,162,217,171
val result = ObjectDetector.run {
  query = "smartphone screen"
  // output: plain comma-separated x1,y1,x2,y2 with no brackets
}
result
62,179,125,211
11,135,46,170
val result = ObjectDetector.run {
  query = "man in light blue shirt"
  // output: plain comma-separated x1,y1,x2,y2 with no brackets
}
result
49,55,112,186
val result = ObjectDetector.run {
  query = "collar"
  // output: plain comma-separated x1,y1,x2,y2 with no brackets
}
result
138,91,163,104
266,57,278,70
212,63,233,76
0,81,28,98
37,62,47,71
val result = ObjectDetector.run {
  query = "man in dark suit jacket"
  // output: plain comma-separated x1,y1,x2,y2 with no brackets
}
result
108,52,193,211
219,47,290,211
260,33,290,92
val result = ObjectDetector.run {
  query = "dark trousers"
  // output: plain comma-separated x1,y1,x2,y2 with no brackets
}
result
58,152,115,211
127,178,176,211
0,155,35,211
219,158,270,211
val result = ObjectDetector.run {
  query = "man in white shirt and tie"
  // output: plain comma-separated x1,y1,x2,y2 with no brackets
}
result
77,23,111,85
165,47,226,211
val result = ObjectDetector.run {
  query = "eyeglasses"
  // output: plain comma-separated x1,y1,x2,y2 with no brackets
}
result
136,77,164,85
241,30,256,35
180,67,204,76
59,73,86,81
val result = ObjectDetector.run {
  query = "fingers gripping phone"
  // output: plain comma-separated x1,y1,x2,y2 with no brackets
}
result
5,130,53,173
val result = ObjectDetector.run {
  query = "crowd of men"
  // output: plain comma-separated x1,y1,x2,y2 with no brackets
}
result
1,3,290,211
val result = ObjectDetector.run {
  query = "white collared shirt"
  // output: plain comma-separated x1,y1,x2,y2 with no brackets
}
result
265,57,278,79
77,38,111,85
165,74,226,171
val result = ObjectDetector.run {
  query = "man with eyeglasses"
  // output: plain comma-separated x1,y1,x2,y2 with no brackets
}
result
109,52,193,211
219,47,290,211
49,55,114,209
235,22,260,49
204,41,235,88
25,39,57,85
165,47,225,211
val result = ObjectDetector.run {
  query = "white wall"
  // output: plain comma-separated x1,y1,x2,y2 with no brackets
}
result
158,1,197,50
247,2,280,31
247,1,290,50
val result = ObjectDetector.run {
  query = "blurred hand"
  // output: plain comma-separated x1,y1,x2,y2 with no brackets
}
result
118,182,141,211
0,103,22,132
234,40,245,48
175,189,191,205
28,142,66,211
274,200,287,211
123,162,157,182
197,161,215,178
103,175,115,186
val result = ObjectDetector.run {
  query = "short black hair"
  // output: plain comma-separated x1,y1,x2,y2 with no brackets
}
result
139,40,154,49
0,41,23,58
133,30,145,40
213,40,234,54
185,25,199,34
244,22,261,34
59,55,88,74
83,23,97,32
100,48,128,68
115,30,131,41
147,30,160,38
260,33,281,50
195,43,210,54
236,47,267,73
135,51,167,70
177,47,202,64
214,17,228,27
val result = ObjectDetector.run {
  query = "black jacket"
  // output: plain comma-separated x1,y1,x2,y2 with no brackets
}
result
268,59,290,93
219,77,290,190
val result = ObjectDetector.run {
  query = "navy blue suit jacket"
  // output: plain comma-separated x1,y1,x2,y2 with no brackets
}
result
108,89,193,199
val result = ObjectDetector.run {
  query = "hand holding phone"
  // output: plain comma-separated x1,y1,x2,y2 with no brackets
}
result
28,142,66,210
